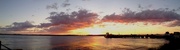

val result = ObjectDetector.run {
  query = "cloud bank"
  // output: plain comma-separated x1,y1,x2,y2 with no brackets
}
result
1,8,180,33
0,21,35,32
39,9,98,33
101,9,180,26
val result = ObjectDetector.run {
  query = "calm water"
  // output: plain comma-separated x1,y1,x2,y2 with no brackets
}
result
0,35,168,50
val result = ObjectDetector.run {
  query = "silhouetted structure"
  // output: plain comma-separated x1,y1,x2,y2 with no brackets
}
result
105,33,164,39
105,32,180,50
165,31,170,35
1,41,12,50
158,32,180,50
1,41,22,50
105,32,180,39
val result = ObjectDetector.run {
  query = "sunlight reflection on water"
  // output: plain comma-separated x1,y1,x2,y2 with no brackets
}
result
0,35,168,50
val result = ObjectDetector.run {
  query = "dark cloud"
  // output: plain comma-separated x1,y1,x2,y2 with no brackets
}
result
137,4,153,10
101,9,180,27
49,12,58,15
39,9,98,33
62,3,70,7
46,0,71,9
46,3,58,10
61,0,70,7
0,21,35,31
38,23,52,28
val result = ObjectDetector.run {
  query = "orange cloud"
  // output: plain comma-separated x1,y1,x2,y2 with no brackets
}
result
39,9,98,33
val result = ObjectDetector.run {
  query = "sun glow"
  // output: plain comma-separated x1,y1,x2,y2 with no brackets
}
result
70,24,104,35
70,22,178,35
70,22,127,35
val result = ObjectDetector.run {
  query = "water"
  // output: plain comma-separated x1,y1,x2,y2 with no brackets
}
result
0,35,168,50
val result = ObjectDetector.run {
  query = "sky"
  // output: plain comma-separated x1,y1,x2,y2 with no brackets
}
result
0,0,180,35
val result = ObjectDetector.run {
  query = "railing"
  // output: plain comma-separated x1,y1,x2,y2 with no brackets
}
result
0,41,12,50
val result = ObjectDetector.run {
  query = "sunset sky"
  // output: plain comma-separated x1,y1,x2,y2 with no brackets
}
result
0,0,180,35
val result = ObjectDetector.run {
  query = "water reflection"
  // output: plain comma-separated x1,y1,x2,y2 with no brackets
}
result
0,35,168,50
0,35,51,50
50,36,167,50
